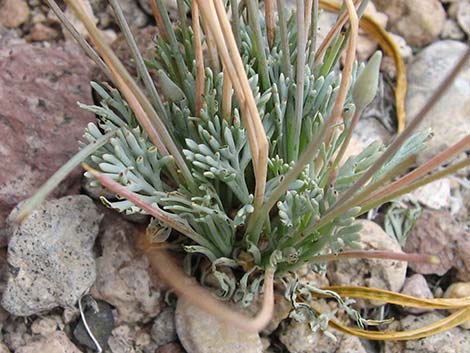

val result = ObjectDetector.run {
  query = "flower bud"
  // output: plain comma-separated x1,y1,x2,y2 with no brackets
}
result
352,51,382,112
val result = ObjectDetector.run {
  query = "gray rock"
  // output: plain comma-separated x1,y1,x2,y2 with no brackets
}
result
384,312,470,353
175,297,263,353
400,274,433,314
151,307,177,347
279,319,367,353
16,331,82,353
2,195,101,316
90,215,164,323
73,300,114,350
327,220,407,308
0,343,10,353
406,40,470,163
0,43,95,246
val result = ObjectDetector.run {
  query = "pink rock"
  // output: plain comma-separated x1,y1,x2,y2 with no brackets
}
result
0,43,95,245
405,209,469,281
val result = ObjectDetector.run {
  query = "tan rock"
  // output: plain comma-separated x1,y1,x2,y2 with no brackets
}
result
356,3,388,61
175,297,263,353
279,319,367,353
29,23,60,42
327,220,407,308
91,215,164,323
394,0,446,47
400,274,433,314
0,0,29,29
444,283,470,329
457,0,470,35
16,332,81,353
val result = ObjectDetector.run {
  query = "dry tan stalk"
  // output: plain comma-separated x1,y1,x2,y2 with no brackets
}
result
304,0,313,39
211,0,268,208
138,234,275,332
222,65,233,123
317,0,358,172
328,0,358,126
149,0,169,40
199,11,221,73
198,0,269,209
265,0,275,48
315,0,361,63
192,1,205,115
195,1,257,164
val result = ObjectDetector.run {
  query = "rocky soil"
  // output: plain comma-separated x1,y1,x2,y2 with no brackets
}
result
0,0,469,353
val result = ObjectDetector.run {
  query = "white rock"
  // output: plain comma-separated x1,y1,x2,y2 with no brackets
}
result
412,178,452,210
2,196,101,316
327,220,407,308
444,282,470,329
406,40,470,163
175,297,263,353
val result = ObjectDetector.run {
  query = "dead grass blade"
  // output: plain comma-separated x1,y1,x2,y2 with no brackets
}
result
140,237,275,332
311,285,470,340
192,1,205,115
265,0,275,48
197,0,269,212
